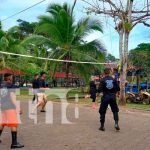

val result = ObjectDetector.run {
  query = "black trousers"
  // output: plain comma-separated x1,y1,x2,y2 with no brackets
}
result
90,93,96,102
32,94,38,102
99,94,119,125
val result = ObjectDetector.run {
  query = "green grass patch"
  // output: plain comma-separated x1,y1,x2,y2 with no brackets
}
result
17,89,150,111
20,88,29,95
67,88,87,97
127,103,150,111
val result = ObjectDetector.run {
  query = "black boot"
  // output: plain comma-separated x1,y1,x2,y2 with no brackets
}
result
11,131,24,149
113,112,120,131
99,123,105,131
114,121,120,131
40,110,46,112
32,95,36,103
0,130,2,143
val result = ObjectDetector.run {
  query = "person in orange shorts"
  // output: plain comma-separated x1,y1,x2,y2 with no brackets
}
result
0,73,24,149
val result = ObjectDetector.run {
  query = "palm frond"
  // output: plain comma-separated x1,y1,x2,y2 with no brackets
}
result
72,17,103,44
36,23,64,45
21,35,52,47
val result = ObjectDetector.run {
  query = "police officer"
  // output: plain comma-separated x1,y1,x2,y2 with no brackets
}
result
98,68,120,131
89,76,97,109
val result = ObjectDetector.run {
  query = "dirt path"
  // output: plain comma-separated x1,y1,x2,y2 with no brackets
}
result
1,101,150,150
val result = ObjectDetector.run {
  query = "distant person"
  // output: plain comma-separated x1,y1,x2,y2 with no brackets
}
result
89,76,97,109
52,78,57,87
74,79,78,87
98,68,120,131
0,73,24,149
32,74,40,103
31,72,48,114
77,79,80,87
113,68,119,83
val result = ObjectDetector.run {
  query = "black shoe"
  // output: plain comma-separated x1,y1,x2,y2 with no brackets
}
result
40,110,46,112
115,124,120,131
11,143,24,149
99,126,105,131
0,140,2,143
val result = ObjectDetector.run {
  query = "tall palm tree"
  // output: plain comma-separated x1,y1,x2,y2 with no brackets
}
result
0,26,40,75
22,3,105,83
0,27,26,68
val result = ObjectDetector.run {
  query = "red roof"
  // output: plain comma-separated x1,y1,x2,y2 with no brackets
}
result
51,72,79,78
0,68,25,75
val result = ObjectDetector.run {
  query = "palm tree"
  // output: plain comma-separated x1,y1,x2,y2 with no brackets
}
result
0,25,40,75
0,26,27,68
22,3,105,84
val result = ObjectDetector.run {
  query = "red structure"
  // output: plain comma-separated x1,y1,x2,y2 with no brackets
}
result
51,72,79,79
0,68,25,75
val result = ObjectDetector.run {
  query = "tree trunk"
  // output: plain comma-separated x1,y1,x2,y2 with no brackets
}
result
119,30,125,105
65,62,70,87
137,74,140,93
65,52,72,87
119,0,133,105
71,0,77,17
119,32,129,105
44,60,48,71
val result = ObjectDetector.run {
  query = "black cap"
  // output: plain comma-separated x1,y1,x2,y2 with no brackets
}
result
40,71,46,76
104,68,110,75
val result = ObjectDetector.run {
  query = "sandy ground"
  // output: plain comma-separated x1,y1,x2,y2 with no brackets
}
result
1,101,150,150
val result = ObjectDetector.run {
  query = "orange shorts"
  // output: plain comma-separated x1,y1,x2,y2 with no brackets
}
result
0,109,18,127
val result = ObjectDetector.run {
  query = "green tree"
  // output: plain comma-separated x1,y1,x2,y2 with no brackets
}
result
22,3,105,83
0,26,27,68
0,24,40,75
106,53,116,62
17,19,38,38
129,43,150,75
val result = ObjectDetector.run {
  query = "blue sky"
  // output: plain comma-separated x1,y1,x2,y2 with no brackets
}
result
0,0,150,58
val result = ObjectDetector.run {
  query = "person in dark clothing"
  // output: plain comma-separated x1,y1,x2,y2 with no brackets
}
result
113,68,120,84
0,73,24,149
31,72,48,114
52,78,57,87
89,76,97,109
98,68,120,131
32,74,40,103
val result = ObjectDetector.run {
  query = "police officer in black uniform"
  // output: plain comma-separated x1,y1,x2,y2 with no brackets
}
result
89,76,97,109
98,68,120,131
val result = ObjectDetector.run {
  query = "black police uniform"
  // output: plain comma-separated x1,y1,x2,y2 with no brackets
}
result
32,79,40,89
89,81,97,102
98,75,120,126
38,79,46,91
32,79,40,102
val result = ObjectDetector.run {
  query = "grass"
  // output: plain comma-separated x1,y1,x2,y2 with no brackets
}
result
17,88,150,111
67,88,85,97
127,103,150,111
20,88,29,95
